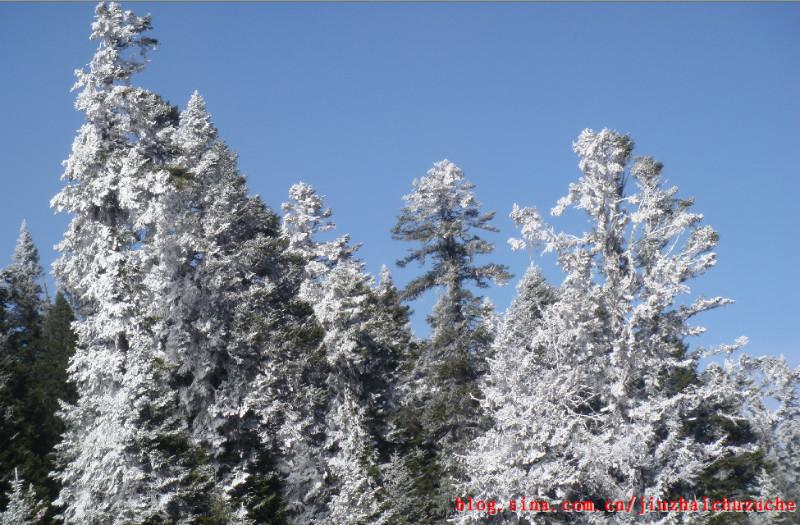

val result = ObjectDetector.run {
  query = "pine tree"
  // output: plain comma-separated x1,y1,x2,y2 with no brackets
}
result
391,159,511,522
0,223,47,513
137,91,233,519
370,267,424,525
450,265,556,525
160,91,314,524
458,129,753,524
281,182,355,286
26,292,77,522
52,3,308,517
369,266,416,461
280,186,415,524
0,469,43,525
2,222,44,359
50,3,198,522
316,261,385,525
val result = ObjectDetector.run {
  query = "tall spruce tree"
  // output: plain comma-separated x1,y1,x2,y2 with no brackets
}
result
454,265,556,525
49,3,213,522
316,260,385,525
137,91,239,521
369,266,424,525
164,92,320,524
52,3,319,520
280,185,414,525
391,159,511,522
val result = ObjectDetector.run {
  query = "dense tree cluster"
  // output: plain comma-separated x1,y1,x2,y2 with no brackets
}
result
0,3,797,524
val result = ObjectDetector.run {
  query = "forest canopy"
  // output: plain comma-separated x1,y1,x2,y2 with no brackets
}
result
0,3,797,525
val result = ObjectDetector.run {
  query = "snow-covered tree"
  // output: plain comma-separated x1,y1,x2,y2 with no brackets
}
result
316,261,385,525
49,3,206,522
282,183,334,257
494,265,555,354
280,186,415,524
391,159,510,522
392,160,511,304
139,90,226,466
164,91,313,523
722,355,800,524
449,265,556,525
0,469,42,525
282,182,355,289
459,129,753,524
370,266,416,449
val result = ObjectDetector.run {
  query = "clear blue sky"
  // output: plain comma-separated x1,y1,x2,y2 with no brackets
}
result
1,2,797,364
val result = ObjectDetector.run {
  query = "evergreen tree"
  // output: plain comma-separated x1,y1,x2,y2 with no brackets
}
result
26,292,77,522
52,3,309,518
458,129,753,525
369,266,417,462
280,186,414,524
446,265,556,525
391,159,511,522
281,182,355,286
2,222,44,359
0,223,47,513
50,3,204,522
0,469,43,525
163,91,316,524
370,267,423,525
138,91,238,519
315,261,387,525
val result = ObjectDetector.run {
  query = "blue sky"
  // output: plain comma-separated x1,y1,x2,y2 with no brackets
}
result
1,2,798,364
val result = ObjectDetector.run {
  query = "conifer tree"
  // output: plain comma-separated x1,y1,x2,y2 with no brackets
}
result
280,186,414,524
316,260,391,525
50,3,204,522
0,223,47,513
458,129,753,524
0,469,42,525
27,291,77,519
369,266,416,460
2,222,44,359
278,183,366,523
370,267,422,525
52,3,311,518
162,91,315,524
391,159,510,522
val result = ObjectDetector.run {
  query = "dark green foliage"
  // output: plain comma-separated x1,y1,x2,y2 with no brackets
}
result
23,293,77,522
166,166,195,189
0,228,78,522
229,449,290,525
390,163,510,523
